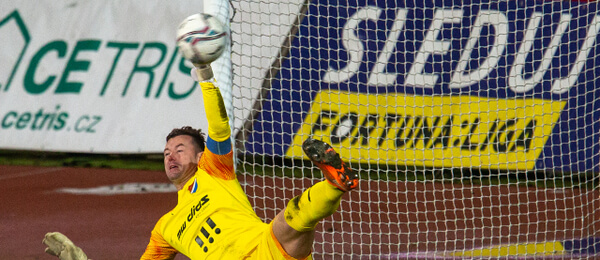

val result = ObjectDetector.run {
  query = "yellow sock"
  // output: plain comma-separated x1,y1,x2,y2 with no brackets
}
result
284,180,344,232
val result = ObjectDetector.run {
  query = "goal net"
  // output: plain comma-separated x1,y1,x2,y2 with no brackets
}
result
229,0,600,258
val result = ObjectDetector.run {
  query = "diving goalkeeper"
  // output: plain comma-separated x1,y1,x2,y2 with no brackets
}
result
43,63,359,260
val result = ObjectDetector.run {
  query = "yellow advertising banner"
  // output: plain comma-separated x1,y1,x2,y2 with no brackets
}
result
286,90,566,170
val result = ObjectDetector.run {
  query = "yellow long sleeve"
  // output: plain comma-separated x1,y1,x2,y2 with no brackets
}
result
200,80,230,142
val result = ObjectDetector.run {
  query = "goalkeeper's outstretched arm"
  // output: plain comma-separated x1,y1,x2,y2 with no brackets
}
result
193,64,232,156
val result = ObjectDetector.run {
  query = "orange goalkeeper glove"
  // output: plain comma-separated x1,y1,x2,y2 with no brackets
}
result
43,232,88,260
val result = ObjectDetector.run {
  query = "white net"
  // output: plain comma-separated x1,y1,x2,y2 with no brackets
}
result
230,0,600,259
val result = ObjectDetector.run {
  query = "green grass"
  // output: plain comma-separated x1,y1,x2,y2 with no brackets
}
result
238,154,599,189
2,150,596,190
0,150,164,171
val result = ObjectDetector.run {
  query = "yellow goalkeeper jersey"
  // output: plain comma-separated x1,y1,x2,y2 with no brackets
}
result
141,80,306,259
141,148,269,259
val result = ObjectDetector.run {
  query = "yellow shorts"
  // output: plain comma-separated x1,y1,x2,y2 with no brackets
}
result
242,221,313,260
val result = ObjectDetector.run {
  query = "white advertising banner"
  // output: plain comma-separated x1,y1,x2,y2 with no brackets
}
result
0,0,231,153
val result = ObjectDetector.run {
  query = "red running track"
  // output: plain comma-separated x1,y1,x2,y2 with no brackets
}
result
0,165,183,259
2,165,599,259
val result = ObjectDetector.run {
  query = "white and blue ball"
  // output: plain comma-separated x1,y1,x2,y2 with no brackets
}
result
176,13,228,64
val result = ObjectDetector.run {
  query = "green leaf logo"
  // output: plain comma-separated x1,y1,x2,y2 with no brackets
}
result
0,10,30,92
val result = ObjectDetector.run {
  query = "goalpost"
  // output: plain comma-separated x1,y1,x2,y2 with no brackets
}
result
228,0,600,258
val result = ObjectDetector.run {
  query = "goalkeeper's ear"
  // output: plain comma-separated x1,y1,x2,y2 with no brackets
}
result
191,64,214,82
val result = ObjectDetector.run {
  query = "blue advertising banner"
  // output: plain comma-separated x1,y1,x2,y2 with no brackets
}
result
245,0,600,172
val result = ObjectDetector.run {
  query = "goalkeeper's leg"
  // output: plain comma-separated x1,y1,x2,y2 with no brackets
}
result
272,138,358,258
301,138,359,192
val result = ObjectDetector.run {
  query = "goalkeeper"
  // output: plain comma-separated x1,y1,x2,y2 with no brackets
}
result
43,62,359,260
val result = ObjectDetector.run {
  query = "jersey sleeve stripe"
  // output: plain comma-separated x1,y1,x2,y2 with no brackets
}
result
206,136,232,155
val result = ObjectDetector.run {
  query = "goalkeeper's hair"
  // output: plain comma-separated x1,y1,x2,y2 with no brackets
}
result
166,126,206,152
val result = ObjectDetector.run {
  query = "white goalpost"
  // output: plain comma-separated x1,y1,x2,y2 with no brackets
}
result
229,0,600,259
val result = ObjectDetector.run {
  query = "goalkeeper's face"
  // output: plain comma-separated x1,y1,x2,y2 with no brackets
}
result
163,135,203,187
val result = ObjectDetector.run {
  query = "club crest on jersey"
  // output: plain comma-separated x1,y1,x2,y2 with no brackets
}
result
188,178,198,194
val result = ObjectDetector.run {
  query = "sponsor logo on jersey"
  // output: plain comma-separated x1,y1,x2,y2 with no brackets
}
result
177,194,210,240
188,178,198,194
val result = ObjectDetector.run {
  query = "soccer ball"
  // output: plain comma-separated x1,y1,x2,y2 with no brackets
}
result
176,13,228,65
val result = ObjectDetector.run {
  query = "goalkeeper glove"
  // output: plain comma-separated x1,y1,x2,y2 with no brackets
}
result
191,64,214,82
43,232,88,260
